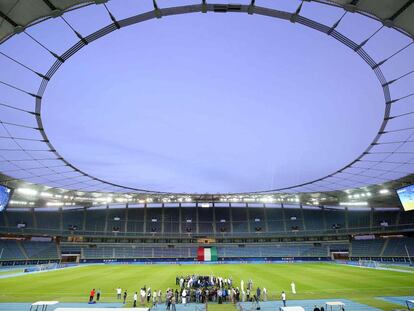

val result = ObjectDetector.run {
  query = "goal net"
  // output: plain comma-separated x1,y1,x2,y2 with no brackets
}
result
358,259,379,268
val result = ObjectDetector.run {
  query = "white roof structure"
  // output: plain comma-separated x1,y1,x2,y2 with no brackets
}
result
1,0,414,195
1,1,413,44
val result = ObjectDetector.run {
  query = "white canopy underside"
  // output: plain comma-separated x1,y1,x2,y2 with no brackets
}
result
1,0,413,44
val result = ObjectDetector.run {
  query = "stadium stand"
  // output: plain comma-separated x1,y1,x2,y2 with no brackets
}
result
126,207,145,234
21,241,59,260
1,207,414,263
0,240,26,260
350,239,385,257
266,207,285,232
0,207,413,236
2,237,414,262
62,209,84,231
6,210,33,229
347,209,371,232
382,238,414,257
231,207,249,233
324,208,346,230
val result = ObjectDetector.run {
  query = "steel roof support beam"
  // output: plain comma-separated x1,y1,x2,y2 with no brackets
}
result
390,0,414,21
0,9,18,27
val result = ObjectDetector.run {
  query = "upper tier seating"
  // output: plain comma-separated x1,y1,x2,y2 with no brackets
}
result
1,207,413,237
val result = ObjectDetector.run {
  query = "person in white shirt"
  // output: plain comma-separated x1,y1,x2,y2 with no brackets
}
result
263,288,267,301
242,289,246,302
133,292,138,308
281,291,286,307
116,287,122,300
291,281,296,294
241,280,244,291
182,289,187,305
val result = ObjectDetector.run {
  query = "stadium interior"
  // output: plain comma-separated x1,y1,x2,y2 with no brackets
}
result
1,0,414,311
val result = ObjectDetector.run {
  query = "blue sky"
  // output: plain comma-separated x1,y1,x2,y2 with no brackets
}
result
1,1,414,193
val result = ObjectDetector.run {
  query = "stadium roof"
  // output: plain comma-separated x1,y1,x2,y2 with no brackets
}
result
1,1,414,43
0,0,414,195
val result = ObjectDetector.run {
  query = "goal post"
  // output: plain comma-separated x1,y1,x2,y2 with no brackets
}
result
358,259,379,268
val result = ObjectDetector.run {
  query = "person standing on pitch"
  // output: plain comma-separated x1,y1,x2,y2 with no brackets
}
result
123,290,128,304
291,281,296,294
158,289,162,304
96,289,101,302
182,288,187,305
147,288,152,303
133,292,138,308
116,287,122,300
89,288,95,303
153,289,158,308
171,295,176,311
140,288,146,305
281,291,287,307
262,288,267,301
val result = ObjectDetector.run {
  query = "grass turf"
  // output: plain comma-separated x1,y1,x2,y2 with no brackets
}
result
0,263,413,310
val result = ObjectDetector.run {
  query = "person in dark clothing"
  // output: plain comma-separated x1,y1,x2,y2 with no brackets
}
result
147,288,152,303
313,306,321,311
320,307,325,311
96,289,101,302
256,287,261,301
123,291,128,304
133,292,138,308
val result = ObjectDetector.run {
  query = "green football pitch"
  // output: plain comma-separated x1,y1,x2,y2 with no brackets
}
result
0,262,413,311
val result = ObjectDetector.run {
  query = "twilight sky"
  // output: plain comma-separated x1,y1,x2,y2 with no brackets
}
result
1,0,413,193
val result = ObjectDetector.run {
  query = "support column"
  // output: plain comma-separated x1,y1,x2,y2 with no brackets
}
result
321,206,327,230
178,203,182,235
82,207,87,231
124,203,129,233
104,205,109,233
300,204,306,231
143,204,147,234
161,203,165,234
3,210,9,227
281,203,287,232
32,207,37,229
345,207,349,230
246,203,251,233
212,202,216,234
59,207,63,231
396,209,401,225
196,202,199,234
229,203,234,234
369,207,374,229
263,204,269,232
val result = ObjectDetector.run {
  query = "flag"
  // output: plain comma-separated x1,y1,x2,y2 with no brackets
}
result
197,246,217,261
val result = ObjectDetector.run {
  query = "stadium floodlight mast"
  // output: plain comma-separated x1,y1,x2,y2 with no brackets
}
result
0,0,413,196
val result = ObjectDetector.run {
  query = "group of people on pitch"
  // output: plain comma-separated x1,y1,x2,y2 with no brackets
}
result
88,288,101,304
87,278,298,308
